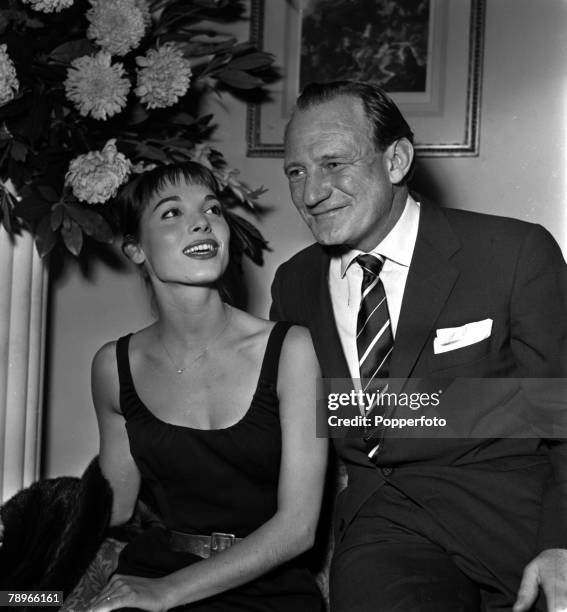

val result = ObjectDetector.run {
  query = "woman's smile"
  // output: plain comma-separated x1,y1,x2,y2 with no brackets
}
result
183,238,220,259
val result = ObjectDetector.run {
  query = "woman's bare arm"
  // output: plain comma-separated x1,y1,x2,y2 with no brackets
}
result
91,342,141,527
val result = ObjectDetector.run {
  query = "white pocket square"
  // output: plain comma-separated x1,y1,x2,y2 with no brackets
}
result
433,318,493,354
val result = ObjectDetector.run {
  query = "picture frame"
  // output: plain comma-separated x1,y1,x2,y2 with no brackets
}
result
247,0,486,157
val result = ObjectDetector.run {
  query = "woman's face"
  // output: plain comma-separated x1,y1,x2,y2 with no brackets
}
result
131,179,230,288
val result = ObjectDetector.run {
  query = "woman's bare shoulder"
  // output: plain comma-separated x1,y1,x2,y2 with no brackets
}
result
92,325,156,384
92,339,118,379
279,324,316,364
91,340,120,415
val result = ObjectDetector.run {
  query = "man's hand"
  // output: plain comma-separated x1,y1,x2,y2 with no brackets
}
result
514,548,567,612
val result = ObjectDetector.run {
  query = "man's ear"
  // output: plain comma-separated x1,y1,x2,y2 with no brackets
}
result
385,138,414,185
122,239,146,265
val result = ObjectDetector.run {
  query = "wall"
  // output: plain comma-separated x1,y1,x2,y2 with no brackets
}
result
44,0,567,477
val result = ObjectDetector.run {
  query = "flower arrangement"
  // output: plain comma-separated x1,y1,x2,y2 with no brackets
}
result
0,0,273,269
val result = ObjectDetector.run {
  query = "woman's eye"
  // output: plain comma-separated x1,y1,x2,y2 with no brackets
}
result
205,204,222,216
161,208,180,219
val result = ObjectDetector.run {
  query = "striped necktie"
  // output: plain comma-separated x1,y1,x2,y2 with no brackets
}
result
356,253,394,395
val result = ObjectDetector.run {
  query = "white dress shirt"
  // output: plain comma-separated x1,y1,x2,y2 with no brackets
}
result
329,195,421,381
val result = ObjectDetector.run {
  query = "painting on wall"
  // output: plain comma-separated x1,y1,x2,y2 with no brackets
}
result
247,0,485,157
299,0,430,94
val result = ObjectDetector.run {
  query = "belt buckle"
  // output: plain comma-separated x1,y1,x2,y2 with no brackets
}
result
210,532,236,554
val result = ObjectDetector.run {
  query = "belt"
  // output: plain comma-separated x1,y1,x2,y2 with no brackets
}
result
169,530,243,559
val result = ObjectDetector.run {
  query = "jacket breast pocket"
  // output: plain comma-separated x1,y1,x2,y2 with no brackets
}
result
429,336,492,373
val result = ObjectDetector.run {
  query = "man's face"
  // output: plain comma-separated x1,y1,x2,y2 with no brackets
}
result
284,96,406,252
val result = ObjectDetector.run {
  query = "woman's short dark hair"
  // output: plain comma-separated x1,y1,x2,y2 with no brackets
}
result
295,80,414,152
116,161,221,243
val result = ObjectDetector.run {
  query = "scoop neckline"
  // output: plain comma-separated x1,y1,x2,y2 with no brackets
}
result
122,330,274,432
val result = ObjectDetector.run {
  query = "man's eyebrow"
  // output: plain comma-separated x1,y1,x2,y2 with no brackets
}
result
320,154,345,162
284,152,348,173
152,195,180,212
283,161,298,174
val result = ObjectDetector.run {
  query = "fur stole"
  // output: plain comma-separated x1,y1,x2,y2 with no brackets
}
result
0,457,112,598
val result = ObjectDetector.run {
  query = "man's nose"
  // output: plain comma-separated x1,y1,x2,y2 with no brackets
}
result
303,171,332,208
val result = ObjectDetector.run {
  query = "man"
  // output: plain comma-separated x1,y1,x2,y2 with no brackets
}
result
270,81,567,611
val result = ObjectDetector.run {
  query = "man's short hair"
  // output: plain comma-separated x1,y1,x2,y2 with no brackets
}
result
295,80,414,153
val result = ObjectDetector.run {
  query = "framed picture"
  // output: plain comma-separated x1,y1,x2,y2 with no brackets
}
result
247,0,485,157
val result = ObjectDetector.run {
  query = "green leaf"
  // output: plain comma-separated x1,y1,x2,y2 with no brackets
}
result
169,112,196,126
164,137,197,149
248,186,268,199
225,210,269,265
50,203,64,231
195,114,214,128
64,202,114,243
0,190,17,235
24,15,44,29
227,53,274,71
13,196,52,222
61,218,83,256
216,69,264,90
35,215,58,257
49,39,96,64
132,142,171,163
0,212,12,234
198,54,231,76
10,141,28,162
38,185,59,203
227,42,256,55
127,103,150,126
163,35,237,57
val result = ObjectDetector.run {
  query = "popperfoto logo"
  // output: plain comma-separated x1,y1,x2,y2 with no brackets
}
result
327,413,448,429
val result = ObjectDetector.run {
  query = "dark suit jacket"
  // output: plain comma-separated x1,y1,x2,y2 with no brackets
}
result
271,200,567,588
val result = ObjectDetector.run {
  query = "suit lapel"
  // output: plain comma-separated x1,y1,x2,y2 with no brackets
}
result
389,201,461,380
307,248,352,380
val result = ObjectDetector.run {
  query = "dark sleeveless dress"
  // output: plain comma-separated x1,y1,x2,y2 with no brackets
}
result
114,322,323,611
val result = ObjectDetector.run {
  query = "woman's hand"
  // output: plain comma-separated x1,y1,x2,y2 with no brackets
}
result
84,574,172,612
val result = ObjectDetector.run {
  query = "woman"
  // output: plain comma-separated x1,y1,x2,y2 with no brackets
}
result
86,162,327,611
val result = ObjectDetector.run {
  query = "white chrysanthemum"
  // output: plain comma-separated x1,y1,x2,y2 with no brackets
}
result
0,45,19,107
134,0,151,27
87,0,147,57
65,139,132,205
64,52,130,120
21,0,73,12
135,43,192,109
